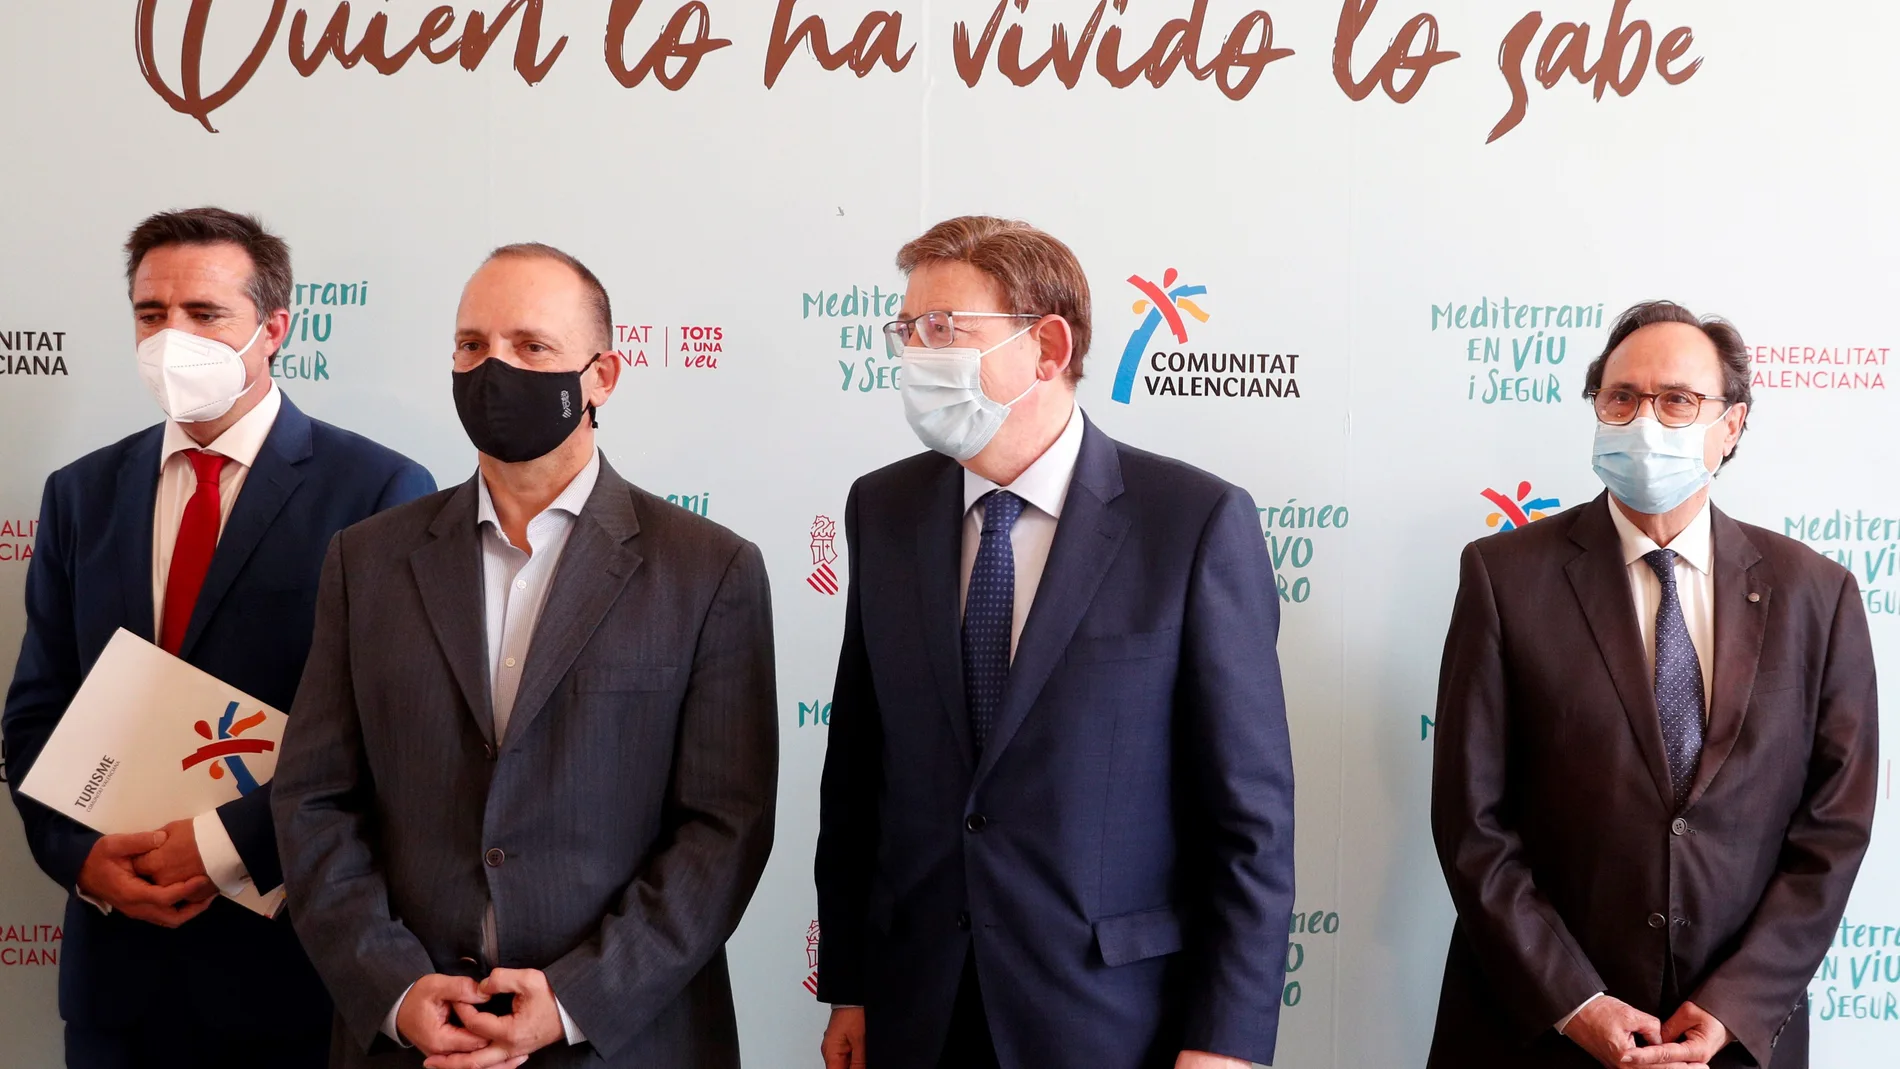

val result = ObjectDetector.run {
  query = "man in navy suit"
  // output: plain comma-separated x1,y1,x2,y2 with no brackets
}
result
815,216,1297,1069
2,207,435,1068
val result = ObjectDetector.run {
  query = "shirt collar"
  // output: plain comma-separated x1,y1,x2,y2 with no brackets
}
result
159,381,282,470
1607,494,1714,575
963,402,1085,519
477,449,603,536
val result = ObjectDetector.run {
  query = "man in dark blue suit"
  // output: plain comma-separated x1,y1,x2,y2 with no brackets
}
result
2,208,435,1068
815,216,1296,1069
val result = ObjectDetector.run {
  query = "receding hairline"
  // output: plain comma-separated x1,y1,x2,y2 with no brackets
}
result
472,242,612,348
1602,320,1723,373
129,239,257,285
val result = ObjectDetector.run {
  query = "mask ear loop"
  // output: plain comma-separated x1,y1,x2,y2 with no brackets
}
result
979,320,1045,407
998,372,1041,408
584,352,604,428
231,320,269,395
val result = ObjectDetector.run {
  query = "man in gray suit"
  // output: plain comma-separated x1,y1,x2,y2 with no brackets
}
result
272,243,778,1069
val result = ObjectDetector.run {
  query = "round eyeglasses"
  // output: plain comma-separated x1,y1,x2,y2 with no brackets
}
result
881,311,1044,360
1587,387,1727,428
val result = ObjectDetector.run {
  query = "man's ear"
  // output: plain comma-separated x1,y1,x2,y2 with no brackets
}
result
1035,315,1074,382
262,307,292,363
1722,402,1748,457
589,350,621,408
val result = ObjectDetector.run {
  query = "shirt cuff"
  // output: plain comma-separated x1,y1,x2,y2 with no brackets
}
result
192,809,253,897
1557,992,1605,1035
75,888,113,914
557,998,585,1044
385,982,419,1047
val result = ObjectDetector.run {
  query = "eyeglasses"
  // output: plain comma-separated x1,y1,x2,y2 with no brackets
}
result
1587,387,1728,428
881,311,1044,360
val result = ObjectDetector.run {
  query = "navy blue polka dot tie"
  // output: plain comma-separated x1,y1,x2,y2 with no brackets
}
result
1644,549,1705,811
964,491,1024,754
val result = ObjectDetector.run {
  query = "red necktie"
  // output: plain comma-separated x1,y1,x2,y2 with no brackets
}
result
159,449,227,655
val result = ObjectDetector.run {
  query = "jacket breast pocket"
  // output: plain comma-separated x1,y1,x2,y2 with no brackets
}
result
1094,906,1183,967
1751,666,1805,698
1065,629,1178,666
574,665,678,694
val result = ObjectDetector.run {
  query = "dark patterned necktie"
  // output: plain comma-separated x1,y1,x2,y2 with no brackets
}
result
963,491,1024,753
1644,549,1705,810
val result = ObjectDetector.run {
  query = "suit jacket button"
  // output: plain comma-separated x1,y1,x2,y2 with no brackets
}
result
965,814,988,833
457,956,479,968
483,742,496,760
485,848,506,867
1671,817,1688,836
957,911,971,931
1647,912,1667,929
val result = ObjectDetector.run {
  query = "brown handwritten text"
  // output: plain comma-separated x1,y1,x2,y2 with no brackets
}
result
1333,0,1458,103
127,0,1704,143
1491,0,1700,142
953,0,1292,100
765,0,913,89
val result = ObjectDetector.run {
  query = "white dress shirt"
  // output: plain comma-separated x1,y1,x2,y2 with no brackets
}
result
1557,497,1716,1035
959,403,1085,661
1608,498,1716,715
140,384,284,908
382,451,599,1048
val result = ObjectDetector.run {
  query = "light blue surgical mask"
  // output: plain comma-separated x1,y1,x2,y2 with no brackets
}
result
1591,413,1725,514
899,325,1039,460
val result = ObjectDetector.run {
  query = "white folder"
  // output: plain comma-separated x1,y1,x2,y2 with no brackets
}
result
20,628,288,916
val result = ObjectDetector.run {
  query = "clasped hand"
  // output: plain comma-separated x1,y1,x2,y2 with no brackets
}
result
399,968,566,1069
1566,996,1730,1069
76,819,213,927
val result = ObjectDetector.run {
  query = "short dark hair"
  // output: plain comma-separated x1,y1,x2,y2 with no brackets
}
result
1584,300,1753,464
124,208,292,324
897,216,1093,383
486,242,612,353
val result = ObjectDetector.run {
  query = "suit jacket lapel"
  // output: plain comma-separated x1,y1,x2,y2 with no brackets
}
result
1689,507,1769,808
974,418,1130,787
1564,494,1675,813
115,430,163,643
502,458,644,751
914,457,975,774
411,478,496,745
179,396,312,660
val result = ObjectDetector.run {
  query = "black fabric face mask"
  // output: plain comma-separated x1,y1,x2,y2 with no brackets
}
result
452,354,599,464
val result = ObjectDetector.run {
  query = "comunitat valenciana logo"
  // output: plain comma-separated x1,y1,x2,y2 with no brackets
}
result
1109,269,1300,403
0,327,70,377
1482,481,1562,531
181,700,274,794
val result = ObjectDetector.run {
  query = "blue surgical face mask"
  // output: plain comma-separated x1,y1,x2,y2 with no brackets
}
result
1591,413,1725,515
899,325,1039,461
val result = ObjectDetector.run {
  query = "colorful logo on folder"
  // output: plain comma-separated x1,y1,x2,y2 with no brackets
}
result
181,700,273,794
